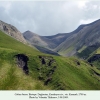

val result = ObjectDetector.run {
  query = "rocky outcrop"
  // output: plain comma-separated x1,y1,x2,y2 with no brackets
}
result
15,54,29,74
0,20,26,44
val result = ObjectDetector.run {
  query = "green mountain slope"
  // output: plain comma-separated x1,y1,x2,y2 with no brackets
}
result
0,30,100,90
87,48,100,70
77,44,100,59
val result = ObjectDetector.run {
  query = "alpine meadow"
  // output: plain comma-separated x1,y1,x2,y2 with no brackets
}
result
0,19,100,90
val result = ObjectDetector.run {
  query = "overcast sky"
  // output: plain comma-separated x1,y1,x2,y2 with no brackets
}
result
0,0,100,36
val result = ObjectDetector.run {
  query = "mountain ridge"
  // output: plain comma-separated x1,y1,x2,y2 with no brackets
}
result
0,20,26,44
55,19,100,56
23,19,100,56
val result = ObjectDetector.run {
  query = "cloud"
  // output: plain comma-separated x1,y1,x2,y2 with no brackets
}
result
76,0,89,9
79,19,98,25
0,1,100,36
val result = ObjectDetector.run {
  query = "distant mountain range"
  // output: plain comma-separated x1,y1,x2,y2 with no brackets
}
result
23,19,100,57
23,30,72,49
1,19,100,57
55,19,100,56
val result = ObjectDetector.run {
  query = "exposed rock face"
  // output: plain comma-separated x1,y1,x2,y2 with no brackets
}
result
0,20,26,44
15,54,29,74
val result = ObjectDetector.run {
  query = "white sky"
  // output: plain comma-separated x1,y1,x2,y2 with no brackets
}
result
0,0,100,35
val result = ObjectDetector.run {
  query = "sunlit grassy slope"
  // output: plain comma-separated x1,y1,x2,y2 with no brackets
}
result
0,30,100,90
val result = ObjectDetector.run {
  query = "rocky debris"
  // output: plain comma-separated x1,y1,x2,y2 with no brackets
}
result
3,25,8,31
88,54,100,63
15,54,29,74
38,55,57,85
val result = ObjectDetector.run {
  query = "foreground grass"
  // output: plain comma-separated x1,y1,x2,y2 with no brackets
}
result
0,56,50,90
51,56,100,90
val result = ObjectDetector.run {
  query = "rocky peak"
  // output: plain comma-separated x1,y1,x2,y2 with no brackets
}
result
0,20,26,44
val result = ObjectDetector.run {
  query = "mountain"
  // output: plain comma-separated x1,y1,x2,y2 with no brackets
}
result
0,20,26,44
23,19,100,57
55,19,100,57
23,19,97,50
23,30,60,55
23,30,55,49
23,31,75,49
1,24,100,90
23,30,75,55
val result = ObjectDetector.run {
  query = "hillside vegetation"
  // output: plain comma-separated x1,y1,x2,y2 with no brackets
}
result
0,30,100,90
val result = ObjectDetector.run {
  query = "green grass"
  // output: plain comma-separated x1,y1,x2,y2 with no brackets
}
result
51,56,100,90
0,31,49,90
95,47,100,54
78,46,87,53
0,30,40,55
0,30,100,90
59,46,74,56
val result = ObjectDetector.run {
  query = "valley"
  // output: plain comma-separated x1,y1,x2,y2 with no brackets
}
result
0,19,100,90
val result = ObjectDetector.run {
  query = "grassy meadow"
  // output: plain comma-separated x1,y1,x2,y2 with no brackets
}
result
0,30,100,90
